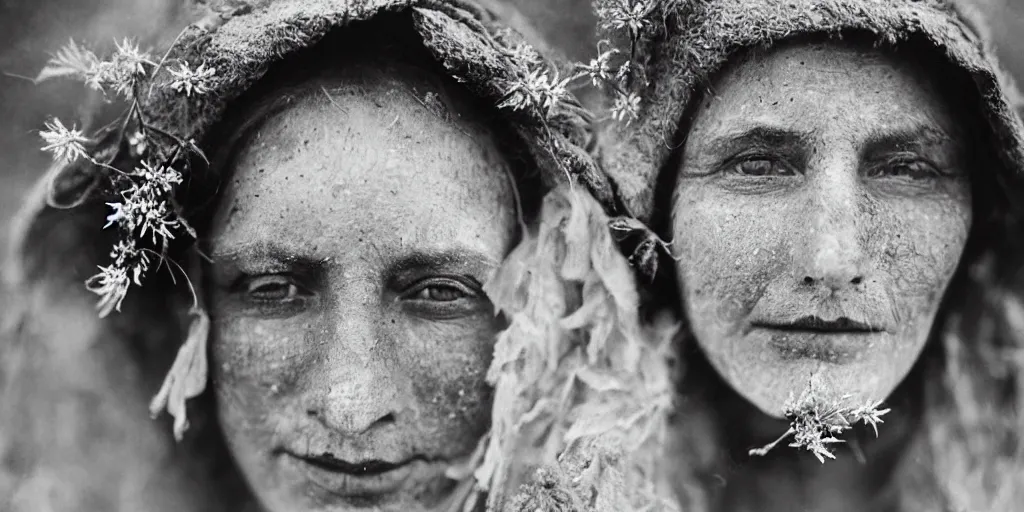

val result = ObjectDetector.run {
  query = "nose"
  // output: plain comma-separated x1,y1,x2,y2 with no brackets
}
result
797,156,867,291
307,299,404,435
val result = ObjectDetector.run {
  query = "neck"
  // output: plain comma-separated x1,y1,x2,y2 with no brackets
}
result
678,352,923,512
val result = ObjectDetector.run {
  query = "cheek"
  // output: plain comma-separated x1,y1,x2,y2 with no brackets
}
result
673,187,789,323
209,314,314,428
402,315,498,433
866,193,970,314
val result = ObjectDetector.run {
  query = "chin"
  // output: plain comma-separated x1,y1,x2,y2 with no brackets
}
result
719,343,907,419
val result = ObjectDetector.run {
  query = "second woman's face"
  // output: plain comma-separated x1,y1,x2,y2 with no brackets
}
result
206,63,516,511
673,42,972,417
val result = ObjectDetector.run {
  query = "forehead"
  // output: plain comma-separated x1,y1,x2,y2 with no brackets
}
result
688,41,961,142
208,69,515,258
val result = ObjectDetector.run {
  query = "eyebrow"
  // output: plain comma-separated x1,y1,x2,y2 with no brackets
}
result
383,249,498,287
211,242,498,282
860,124,956,157
209,240,327,268
700,126,814,160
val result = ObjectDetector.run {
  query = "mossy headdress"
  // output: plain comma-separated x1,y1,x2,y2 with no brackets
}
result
591,0,1024,224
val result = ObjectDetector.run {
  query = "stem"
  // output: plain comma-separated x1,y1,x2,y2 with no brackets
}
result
146,29,189,100
142,247,198,310
748,426,796,457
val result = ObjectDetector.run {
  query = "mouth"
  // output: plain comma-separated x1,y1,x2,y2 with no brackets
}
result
289,452,448,502
302,454,412,475
753,315,885,334
752,316,886,363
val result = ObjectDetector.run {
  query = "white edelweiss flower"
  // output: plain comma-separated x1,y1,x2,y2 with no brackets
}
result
508,43,542,67
598,0,656,36
498,68,570,117
610,91,642,124
89,38,155,98
849,401,891,437
582,47,619,87
40,117,89,163
113,38,154,78
133,161,183,192
86,264,131,317
167,61,217,97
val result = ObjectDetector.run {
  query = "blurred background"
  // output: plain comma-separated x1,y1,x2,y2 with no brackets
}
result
0,0,1022,279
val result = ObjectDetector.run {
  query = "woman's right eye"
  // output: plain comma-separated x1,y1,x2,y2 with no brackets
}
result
729,157,796,177
243,275,306,302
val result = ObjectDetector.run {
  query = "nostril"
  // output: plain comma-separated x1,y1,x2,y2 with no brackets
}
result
803,276,815,285
306,408,319,417
851,276,863,285
375,412,397,426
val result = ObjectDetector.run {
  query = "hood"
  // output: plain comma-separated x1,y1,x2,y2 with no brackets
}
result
2,1,672,511
598,0,1024,226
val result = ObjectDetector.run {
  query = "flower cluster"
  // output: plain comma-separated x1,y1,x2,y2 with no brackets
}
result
498,67,571,118
579,0,667,125
37,38,216,316
749,385,892,463
596,0,657,38
168,62,217,97
37,38,156,97
39,117,89,163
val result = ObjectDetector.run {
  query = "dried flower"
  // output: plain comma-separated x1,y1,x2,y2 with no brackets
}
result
508,43,542,67
578,47,619,87
610,91,642,124
112,38,153,78
498,68,570,117
849,401,891,437
36,39,101,84
86,264,132,317
749,386,891,463
85,38,155,97
132,160,183,192
597,0,657,38
40,117,89,163
167,61,217,97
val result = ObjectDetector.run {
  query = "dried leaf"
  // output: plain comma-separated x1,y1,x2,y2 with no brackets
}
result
149,308,210,440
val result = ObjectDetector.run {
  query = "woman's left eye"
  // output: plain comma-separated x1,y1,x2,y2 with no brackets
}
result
729,157,796,177
868,158,942,179
413,284,468,302
401,277,487,318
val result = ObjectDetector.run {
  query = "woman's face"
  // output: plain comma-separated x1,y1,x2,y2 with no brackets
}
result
672,42,972,416
206,61,516,511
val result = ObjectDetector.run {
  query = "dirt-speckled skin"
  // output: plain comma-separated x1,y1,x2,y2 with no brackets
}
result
205,57,516,511
673,42,972,419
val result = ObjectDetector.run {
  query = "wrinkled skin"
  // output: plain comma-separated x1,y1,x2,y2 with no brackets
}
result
673,41,972,418
205,59,516,511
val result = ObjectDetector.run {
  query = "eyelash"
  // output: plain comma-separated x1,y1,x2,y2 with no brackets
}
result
403,278,479,302
242,274,310,304
230,272,488,319
725,155,797,177
400,277,488,319
865,155,944,180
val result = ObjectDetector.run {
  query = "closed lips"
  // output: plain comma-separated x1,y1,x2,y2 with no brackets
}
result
754,315,884,333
